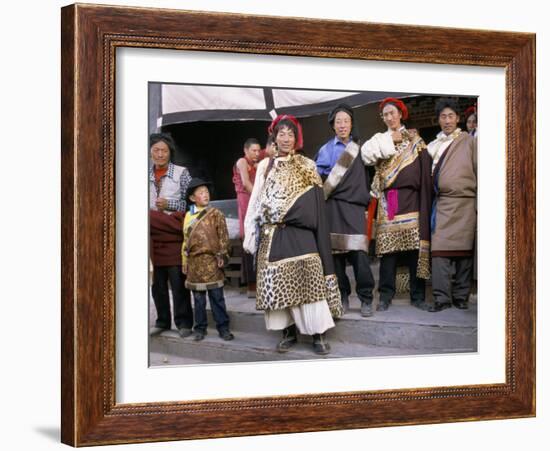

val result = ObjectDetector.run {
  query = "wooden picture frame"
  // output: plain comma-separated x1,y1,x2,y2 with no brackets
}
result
61,3,535,446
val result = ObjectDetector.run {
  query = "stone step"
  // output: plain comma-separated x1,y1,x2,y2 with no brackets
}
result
149,263,478,366
149,328,435,366
221,291,477,352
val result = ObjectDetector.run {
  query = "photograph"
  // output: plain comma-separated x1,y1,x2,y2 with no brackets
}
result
147,83,479,366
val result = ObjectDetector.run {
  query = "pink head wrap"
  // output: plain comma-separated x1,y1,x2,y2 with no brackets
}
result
268,114,304,150
379,97,409,121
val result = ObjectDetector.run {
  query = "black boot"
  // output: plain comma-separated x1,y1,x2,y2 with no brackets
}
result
276,324,298,353
452,299,469,309
312,333,331,355
360,301,373,317
428,301,452,312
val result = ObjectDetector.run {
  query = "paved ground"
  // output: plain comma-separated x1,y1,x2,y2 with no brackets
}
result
148,278,478,366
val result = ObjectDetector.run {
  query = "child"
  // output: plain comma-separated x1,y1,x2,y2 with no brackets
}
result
182,178,234,341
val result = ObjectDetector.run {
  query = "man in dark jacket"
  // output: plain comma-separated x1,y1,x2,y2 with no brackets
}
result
316,104,375,316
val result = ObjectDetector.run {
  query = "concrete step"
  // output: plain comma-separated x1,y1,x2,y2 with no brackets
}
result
149,268,478,365
149,328,435,366
221,290,477,352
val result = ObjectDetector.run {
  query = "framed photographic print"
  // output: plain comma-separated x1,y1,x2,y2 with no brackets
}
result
145,81,479,368
61,3,535,446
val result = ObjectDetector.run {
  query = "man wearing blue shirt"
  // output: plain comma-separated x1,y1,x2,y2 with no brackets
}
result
316,104,375,316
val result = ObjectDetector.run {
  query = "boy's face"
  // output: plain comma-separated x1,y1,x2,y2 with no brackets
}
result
190,185,210,207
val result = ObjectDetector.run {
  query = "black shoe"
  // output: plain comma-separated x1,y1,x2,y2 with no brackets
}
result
411,300,430,311
277,325,298,353
360,302,373,317
453,300,469,310
177,327,193,338
193,330,206,341
376,301,390,312
312,333,331,355
428,302,452,312
219,330,235,341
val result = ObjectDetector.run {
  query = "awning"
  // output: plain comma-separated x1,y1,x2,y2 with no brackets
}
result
150,83,414,129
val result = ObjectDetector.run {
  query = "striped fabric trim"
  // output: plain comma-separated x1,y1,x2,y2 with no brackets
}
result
185,279,225,292
377,212,419,230
379,136,425,191
419,239,430,254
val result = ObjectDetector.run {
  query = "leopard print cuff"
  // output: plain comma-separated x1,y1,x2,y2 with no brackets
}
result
416,240,431,279
325,274,343,318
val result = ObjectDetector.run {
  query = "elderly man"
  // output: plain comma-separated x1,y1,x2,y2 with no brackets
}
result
316,104,375,316
149,132,194,337
427,98,477,312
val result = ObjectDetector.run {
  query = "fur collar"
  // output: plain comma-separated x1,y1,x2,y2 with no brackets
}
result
322,141,359,199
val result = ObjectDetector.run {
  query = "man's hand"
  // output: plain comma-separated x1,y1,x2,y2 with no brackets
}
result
155,197,168,211
391,130,403,144
182,264,188,275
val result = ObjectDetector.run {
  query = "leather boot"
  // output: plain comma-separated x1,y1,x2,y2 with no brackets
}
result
312,333,331,355
428,301,452,312
276,324,298,353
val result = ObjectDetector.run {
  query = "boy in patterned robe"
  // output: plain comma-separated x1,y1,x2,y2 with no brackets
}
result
182,178,234,341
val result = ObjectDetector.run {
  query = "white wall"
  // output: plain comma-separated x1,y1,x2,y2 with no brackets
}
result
1,1,546,450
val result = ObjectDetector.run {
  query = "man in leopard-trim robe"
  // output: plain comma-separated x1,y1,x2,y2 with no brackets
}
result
361,98,432,312
244,114,342,356
427,98,477,312
315,104,375,317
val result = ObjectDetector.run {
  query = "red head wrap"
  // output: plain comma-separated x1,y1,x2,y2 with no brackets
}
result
379,97,409,121
268,114,304,150
464,104,477,120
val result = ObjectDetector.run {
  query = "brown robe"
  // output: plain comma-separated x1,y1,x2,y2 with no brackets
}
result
431,132,477,253
182,207,230,291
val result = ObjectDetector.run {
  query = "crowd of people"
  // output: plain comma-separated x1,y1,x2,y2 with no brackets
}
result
149,97,478,356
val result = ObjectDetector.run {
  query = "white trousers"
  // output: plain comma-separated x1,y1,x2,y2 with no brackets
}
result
264,300,335,335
